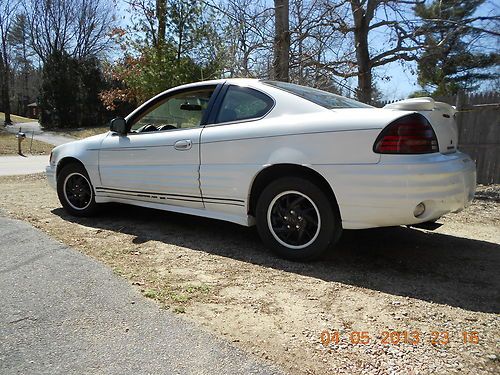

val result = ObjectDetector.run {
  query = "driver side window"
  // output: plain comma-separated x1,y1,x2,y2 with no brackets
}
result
130,87,215,133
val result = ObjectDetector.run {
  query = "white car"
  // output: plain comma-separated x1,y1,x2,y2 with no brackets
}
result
46,79,476,260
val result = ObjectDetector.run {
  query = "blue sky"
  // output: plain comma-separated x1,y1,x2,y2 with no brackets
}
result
373,62,419,100
374,0,500,100
116,0,499,100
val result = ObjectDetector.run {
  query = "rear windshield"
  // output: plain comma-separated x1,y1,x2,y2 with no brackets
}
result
262,80,372,109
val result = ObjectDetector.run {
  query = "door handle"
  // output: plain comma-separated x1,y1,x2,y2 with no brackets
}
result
174,139,192,151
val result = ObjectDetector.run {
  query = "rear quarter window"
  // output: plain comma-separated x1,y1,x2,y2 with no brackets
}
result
216,86,274,123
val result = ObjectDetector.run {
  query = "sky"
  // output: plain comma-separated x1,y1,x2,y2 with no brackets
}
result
374,62,419,101
116,0,499,101
374,0,500,100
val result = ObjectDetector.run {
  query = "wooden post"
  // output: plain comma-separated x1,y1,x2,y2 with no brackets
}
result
455,89,465,112
30,130,34,154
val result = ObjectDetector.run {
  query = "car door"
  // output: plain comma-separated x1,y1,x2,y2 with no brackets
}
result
199,84,275,215
98,85,219,209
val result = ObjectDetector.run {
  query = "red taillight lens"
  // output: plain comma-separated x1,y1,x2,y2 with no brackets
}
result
373,114,439,154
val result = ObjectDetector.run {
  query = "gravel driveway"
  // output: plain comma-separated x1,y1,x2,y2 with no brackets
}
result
0,174,498,375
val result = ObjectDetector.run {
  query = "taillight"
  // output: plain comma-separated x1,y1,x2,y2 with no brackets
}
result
373,114,438,154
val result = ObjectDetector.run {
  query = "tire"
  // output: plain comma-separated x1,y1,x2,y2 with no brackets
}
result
57,163,98,217
256,177,342,261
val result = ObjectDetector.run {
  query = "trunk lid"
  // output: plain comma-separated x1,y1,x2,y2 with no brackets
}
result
384,97,458,154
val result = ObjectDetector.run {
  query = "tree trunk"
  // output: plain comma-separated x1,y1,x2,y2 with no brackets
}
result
351,1,372,104
156,0,166,48
355,30,372,104
177,26,183,62
22,25,29,117
273,0,290,82
0,52,12,125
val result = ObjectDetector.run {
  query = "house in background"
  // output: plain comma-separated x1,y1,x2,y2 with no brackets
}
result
27,103,39,119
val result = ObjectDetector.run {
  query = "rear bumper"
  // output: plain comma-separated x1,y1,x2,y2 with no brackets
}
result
317,152,476,229
46,164,56,190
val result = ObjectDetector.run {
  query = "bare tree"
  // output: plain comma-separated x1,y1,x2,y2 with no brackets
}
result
125,0,163,48
126,0,218,63
206,0,273,77
25,0,115,63
299,0,421,103
288,0,348,92
0,0,20,125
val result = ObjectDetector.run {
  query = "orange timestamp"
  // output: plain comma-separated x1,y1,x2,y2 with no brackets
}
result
320,330,480,346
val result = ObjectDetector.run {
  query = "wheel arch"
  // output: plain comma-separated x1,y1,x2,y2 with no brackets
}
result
56,157,86,179
247,163,341,218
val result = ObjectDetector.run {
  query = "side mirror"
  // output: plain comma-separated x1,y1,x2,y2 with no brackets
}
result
110,117,127,135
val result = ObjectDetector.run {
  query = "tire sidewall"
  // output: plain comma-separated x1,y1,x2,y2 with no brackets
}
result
57,164,97,217
256,177,341,261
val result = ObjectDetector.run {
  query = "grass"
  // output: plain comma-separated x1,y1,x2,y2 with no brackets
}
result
0,112,35,124
184,284,211,294
1,111,108,140
139,283,211,314
0,128,53,155
50,126,109,140
169,292,189,302
143,289,159,299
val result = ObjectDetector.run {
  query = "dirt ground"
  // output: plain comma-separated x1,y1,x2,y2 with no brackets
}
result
0,174,498,375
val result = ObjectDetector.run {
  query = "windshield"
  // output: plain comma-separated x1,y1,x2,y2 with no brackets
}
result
262,80,372,109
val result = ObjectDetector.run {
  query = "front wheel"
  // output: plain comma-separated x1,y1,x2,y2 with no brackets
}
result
256,177,342,261
57,163,98,217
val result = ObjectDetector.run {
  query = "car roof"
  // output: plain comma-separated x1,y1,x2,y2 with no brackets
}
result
172,78,262,91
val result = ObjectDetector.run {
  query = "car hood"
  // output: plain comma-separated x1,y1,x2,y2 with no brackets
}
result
50,131,109,162
64,131,109,149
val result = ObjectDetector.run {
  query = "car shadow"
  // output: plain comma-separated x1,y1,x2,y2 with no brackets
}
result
52,204,500,314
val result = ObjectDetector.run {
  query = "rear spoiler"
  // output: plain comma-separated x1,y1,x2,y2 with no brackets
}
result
384,97,456,118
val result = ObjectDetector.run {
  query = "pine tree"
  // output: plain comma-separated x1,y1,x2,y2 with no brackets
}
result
415,0,499,96
40,52,109,129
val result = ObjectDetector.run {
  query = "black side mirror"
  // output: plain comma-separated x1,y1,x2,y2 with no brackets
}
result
110,117,127,135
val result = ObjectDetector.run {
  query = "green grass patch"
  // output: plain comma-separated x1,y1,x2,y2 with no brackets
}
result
169,292,189,302
184,284,211,294
143,288,159,299
0,112,35,124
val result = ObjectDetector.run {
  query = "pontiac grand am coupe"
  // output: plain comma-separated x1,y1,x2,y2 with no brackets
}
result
46,79,476,260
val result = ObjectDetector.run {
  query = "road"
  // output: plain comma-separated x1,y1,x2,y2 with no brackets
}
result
0,122,75,176
5,122,75,146
0,155,49,176
0,215,282,375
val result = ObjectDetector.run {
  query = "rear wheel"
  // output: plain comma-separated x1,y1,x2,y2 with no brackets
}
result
57,163,98,217
256,177,341,261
